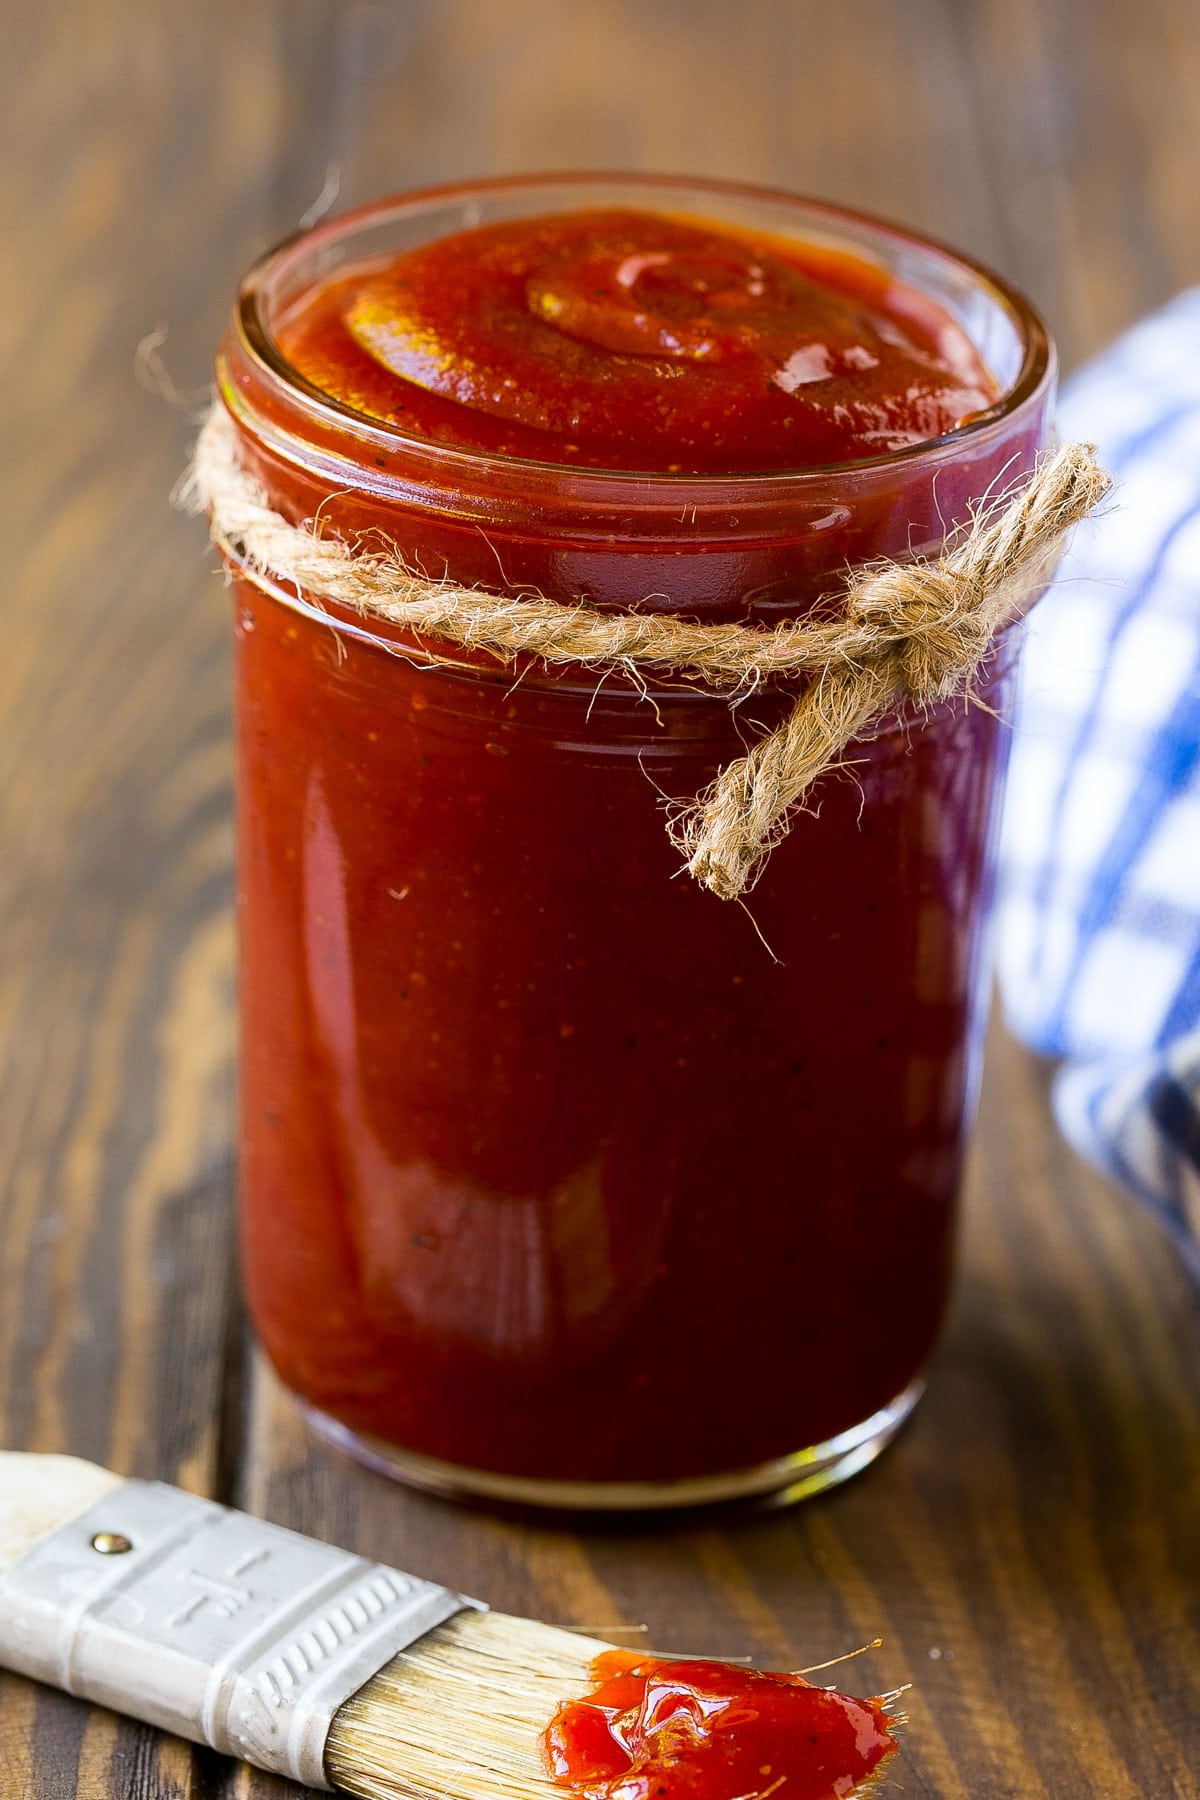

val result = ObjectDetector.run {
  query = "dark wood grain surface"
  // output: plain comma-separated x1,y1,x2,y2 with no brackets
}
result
1,3,1198,1796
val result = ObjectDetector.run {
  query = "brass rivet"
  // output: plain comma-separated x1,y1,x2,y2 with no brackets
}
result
90,1531,133,1556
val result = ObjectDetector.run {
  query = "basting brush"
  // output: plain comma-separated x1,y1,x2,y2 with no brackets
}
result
0,1454,899,1800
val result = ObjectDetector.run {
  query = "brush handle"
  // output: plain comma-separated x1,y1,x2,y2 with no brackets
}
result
0,1477,475,1789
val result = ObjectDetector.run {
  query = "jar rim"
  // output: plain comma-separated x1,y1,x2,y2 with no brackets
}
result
229,170,1055,498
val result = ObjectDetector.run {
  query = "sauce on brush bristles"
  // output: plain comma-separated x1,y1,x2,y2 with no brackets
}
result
325,1611,900,1800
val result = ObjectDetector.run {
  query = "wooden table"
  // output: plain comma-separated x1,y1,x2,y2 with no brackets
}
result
2,2,1198,1794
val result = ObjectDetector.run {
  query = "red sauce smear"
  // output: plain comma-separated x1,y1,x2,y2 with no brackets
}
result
278,207,997,471
543,1652,898,1800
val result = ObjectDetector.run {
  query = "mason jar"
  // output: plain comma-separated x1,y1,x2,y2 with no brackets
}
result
213,174,1054,1509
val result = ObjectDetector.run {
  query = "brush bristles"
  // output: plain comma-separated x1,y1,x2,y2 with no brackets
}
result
326,1610,608,1800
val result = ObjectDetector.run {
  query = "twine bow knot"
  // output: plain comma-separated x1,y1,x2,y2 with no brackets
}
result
188,404,1108,900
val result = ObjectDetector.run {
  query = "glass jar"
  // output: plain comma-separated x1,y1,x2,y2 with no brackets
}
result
216,175,1054,1509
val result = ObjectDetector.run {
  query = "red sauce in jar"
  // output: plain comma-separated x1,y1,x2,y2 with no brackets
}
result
543,1652,897,1800
278,207,996,471
227,190,1050,1494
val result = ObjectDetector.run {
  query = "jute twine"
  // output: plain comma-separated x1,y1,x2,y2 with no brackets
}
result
189,404,1108,899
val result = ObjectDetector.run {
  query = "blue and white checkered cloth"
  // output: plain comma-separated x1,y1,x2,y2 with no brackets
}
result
997,288,1200,1278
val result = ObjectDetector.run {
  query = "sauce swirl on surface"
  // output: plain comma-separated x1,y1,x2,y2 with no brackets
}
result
543,1652,898,1800
278,208,997,472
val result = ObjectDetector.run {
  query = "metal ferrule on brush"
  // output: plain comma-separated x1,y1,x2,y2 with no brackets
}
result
0,1479,476,1788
